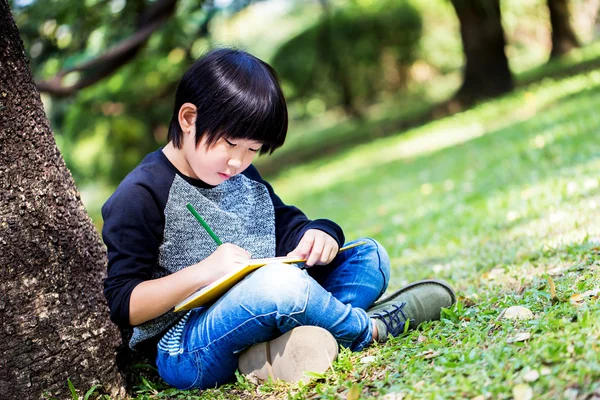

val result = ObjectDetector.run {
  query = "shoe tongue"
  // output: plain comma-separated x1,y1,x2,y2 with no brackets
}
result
374,319,389,343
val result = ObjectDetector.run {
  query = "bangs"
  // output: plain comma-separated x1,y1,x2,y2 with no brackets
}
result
168,49,288,154
195,60,288,154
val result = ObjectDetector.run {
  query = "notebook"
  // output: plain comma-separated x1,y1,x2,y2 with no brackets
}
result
174,241,366,311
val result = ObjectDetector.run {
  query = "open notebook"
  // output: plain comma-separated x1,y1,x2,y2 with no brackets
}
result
174,241,366,312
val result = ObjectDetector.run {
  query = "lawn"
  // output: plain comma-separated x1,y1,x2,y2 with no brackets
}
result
128,67,600,399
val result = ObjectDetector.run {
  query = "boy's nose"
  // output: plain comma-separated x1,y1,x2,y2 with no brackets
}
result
228,158,242,169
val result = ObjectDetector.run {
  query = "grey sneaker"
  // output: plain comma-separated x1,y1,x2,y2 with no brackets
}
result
238,326,338,383
368,279,456,342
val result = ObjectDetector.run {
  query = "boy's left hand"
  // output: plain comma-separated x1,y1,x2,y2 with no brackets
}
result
287,229,339,267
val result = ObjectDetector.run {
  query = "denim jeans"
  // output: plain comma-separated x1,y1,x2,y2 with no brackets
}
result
156,238,390,390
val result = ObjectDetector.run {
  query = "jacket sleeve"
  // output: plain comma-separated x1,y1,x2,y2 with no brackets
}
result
101,183,163,327
243,165,345,256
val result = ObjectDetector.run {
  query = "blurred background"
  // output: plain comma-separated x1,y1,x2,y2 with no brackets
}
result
9,0,600,228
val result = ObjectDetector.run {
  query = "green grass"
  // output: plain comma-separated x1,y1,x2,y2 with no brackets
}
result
101,59,600,399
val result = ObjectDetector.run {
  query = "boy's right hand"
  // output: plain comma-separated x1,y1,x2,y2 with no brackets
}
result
200,243,251,282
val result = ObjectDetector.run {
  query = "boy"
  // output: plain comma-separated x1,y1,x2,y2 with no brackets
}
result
102,48,456,390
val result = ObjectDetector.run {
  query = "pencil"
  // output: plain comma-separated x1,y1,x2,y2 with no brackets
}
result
186,203,223,246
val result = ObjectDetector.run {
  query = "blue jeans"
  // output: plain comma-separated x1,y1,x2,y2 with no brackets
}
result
156,238,390,390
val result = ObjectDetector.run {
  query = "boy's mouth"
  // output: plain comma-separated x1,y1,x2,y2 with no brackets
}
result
218,173,231,180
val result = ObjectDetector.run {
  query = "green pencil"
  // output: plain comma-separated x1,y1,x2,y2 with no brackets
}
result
186,203,223,246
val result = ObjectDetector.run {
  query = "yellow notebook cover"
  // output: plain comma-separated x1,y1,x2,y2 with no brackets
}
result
174,256,305,311
174,241,366,312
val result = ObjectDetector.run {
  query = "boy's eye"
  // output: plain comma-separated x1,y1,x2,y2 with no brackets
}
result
249,147,261,153
224,139,236,147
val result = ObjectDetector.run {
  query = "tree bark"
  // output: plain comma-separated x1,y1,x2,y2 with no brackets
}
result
0,2,125,398
450,0,513,104
548,0,580,58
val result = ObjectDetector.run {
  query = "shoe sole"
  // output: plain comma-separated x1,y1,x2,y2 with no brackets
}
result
371,279,457,308
238,326,338,383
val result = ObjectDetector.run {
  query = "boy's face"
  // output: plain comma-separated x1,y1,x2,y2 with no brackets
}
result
182,127,263,185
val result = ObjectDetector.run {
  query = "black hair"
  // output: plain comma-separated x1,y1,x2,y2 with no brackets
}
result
167,48,288,154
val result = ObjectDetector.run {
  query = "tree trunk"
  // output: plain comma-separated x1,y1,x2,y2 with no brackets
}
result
548,0,580,58
450,0,513,104
318,0,362,118
0,2,125,398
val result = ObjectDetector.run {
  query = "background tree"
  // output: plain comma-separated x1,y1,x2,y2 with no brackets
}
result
547,0,580,58
450,0,513,104
35,0,179,97
317,0,361,118
271,0,422,118
0,1,125,397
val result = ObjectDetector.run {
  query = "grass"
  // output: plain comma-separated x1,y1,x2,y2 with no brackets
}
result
94,57,600,399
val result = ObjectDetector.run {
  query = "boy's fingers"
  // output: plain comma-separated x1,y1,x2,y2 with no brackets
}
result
289,234,315,258
331,247,338,263
224,243,250,256
326,245,337,264
306,235,324,266
319,241,337,265
319,242,332,264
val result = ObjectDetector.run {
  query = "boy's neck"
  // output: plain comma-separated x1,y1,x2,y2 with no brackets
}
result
162,142,193,178
160,142,217,189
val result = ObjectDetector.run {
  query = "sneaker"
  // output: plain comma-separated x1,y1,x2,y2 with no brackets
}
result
368,279,456,342
238,326,338,383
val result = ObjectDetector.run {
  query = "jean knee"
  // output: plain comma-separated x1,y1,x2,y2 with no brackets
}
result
156,350,202,390
361,237,391,294
242,263,309,316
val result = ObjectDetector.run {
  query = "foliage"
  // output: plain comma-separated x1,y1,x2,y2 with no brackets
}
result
270,0,422,114
12,0,214,188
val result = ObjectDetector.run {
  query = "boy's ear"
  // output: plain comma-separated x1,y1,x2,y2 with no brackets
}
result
178,103,197,133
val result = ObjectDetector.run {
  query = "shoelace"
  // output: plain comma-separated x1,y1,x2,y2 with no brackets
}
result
372,302,409,337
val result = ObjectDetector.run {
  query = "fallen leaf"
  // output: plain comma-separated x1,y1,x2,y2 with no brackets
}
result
500,306,534,320
347,383,361,400
471,396,485,400
245,373,261,385
507,332,531,343
418,349,441,359
382,393,405,400
417,335,427,343
540,366,552,376
513,383,534,400
564,388,579,400
360,355,375,364
570,293,584,305
523,369,540,382
482,267,505,281
547,276,557,303
581,288,600,298
547,265,567,276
